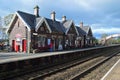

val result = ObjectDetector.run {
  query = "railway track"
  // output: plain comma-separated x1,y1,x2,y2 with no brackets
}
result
7,48,120,80
70,51,120,80
42,49,120,80
81,53,120,80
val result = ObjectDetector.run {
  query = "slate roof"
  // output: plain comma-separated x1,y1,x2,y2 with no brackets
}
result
76,26,86,37
10,10,88,36
45,18,65,33
17,11,36,28
17,11,65,34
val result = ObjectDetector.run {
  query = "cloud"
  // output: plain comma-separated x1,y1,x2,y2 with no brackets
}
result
91,9,120,37
91,22,120,39
37,0,109,12
91,23,120,34
93,27,120,34
73,0,113,11
92,26,120,39
0,0,44,16
0,0,120,39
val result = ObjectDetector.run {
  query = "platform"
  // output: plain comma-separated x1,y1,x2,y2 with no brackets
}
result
0,45,118,64
101,58,120,80
0,47,100,64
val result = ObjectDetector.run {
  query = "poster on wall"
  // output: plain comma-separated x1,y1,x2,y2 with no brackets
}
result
16,34,22,45
16,34,22,38
47,39,51,45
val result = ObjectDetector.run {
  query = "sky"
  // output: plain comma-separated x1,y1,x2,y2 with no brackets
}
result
0,0,120,39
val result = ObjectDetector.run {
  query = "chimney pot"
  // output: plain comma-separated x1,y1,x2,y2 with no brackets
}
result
80,22,83,28
34,5,39,17
62,16,66,22
51,11,56,21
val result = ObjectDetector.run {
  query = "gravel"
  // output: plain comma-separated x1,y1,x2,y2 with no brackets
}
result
44,50,120,80
80,53,120,80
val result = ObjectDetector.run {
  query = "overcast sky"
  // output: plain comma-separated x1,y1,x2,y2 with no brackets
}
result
0,0,120,39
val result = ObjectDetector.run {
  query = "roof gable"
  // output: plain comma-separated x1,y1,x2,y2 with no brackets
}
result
81,26,93,37
7,11,36,33
81,26,89,33
37,22,50,33
68,23,76,34
35,17,65,34
88,28,93,36
17,11,35,29
63,20,79,35
35,17,52,33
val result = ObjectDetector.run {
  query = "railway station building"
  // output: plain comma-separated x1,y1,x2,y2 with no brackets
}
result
7,5,94,53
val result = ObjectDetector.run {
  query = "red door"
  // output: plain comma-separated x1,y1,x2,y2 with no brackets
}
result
12,40,15,51
22,39,27,52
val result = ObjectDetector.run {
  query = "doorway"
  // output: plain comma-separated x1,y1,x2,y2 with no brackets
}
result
22,39,27,52
12,40,15,51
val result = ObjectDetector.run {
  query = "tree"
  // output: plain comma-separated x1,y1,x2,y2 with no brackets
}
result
0,16,2,27
4,14,14,26
93,37,98,45
0,16,3,40
1,14,14,40
101,33,108,39
0,14,13,46
117,37,120,43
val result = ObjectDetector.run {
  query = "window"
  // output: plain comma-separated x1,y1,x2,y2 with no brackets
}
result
68,34,74,46
38,36,46,47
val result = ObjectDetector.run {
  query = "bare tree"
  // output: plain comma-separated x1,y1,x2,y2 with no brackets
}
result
4,14,14,26
0,16,2,27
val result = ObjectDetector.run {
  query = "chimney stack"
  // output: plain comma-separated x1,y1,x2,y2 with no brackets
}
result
51,11,56,21
80,22,83,28
34,5,39,17
62,16,66,22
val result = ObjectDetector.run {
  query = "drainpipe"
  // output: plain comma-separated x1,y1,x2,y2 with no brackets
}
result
28,31,31,53
26,26,32,53
25,27,28,53
84,35,86,48
63,33,66,50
